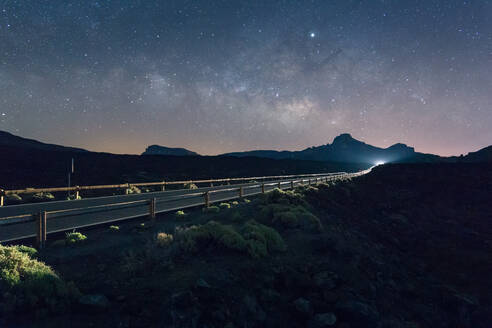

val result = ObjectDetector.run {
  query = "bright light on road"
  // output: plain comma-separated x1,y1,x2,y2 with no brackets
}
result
375,161,385,166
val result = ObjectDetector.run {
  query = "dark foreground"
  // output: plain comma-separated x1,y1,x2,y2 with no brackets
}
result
2,163,491,328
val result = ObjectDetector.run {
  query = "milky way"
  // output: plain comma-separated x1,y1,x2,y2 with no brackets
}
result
0,1,491,156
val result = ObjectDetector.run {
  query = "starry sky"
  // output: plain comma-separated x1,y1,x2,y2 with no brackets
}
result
0,0,491,156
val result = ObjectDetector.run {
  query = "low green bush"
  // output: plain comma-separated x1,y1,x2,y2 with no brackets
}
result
243,199,251,203
156,232,174,247
202,206,220,214
66,194,82,200
174,221,286,258
241,221,287,258
183,183,198,190
109,225,120,231
6,194,23,205
175,210,186,218
0,244,80,314
65,232,87,245
219,202,231,209
175,221,246,254
31,192,55,202
231,201,239,206
259,188,322,231
14,245,38,258
126,186,141,194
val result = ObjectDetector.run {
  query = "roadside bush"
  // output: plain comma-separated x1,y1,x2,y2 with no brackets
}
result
271,206,322,231
6,194,23,205
175,210,186,218
219,202,231,209
0,245,79,315
156,232,174,247
262,188,306,206
243,199,251,203
65,232,87,245
126,186,141,194
14,245,38,258
259,188,322,231
67,194,82,200
174,221,286,258
175,221,246,254
109,225,120,232
183,183,198,190
231,201,239,206
202,206,220,214
31,192,55,203
241,221,287,258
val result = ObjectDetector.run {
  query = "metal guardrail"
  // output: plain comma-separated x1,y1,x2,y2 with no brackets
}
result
0,172,342,202
0,170,370,246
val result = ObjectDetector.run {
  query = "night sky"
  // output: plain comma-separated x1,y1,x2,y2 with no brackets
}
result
0,1,491,156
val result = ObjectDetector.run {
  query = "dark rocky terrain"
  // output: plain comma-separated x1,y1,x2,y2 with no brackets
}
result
2,163,491,328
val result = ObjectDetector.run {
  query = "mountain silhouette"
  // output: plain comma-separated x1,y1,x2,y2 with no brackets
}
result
222,133,420,164
0,130,87,153
142,145,199,156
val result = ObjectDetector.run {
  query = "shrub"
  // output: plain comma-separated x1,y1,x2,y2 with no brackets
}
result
175,210,186,218
258,188,322,231
65,232,87,245
183,183,198,190
6,194,23,205
137,223,150,231
66,194,82,200
109,225,120,231
231,201,239,206
202,206,220,214
174,221,286,258
31,192,55,202
156,232,174,247
241,221,286,258
219,202,231,209
14,245,38,258
243,199,251,203
126,186,141,194
175,221,246,254
0,245,80,314
263,188,306,206
271,205,322,231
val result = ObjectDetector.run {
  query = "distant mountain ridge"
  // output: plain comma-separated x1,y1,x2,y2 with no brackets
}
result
1,130,490,164
0,130,87,152
142,145,199,156
222,133,426,164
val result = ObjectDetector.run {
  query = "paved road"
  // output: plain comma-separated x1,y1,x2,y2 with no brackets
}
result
0,172,364,243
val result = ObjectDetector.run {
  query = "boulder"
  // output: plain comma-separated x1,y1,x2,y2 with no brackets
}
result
308,313,337,327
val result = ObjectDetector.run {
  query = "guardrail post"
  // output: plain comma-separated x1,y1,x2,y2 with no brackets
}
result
239,187,244,198
0,194,3,207
278,182,281,189
36,211,47,249
161,182,165,191
204,191,210,207
261,184,265,193
291,181,294,189
149,198,156,220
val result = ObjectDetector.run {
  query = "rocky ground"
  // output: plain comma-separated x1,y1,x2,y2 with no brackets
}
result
2,163,491,328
